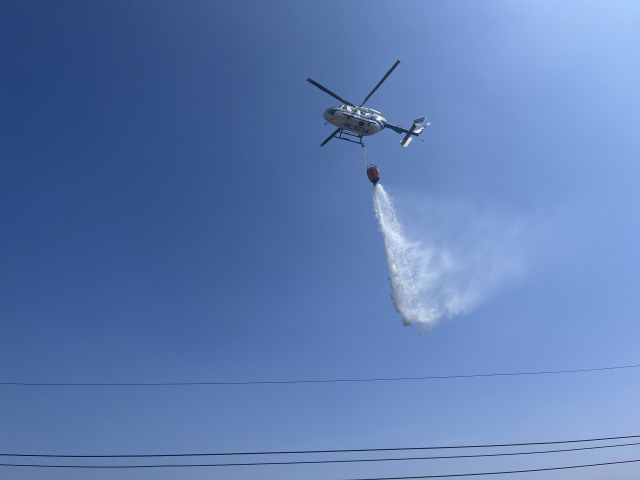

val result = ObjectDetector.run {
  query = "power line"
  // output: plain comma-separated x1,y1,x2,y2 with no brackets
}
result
344,459,640,479
3,434,639,458
1,363,639,387
1,441,639,468
2,458,640,474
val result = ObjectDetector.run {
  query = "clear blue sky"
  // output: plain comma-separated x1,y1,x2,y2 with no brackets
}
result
1,1,640,479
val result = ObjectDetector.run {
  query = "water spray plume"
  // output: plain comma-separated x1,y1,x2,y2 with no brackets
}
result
373,184,528,333
373,184,435,330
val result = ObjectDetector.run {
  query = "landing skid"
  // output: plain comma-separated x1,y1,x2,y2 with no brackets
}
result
335,129,365,147
320,126,365,147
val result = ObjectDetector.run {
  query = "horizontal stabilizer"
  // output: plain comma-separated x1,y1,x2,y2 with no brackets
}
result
400,134,414,148
400,116,430,148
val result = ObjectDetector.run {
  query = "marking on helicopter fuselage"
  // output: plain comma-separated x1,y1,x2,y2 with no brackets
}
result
343,122,370,134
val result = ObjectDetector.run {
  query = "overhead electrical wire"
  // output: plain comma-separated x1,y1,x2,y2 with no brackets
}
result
3,460,640,472
2,434,639,459
343,459,640,480
2,441,640,468
1,363,639,387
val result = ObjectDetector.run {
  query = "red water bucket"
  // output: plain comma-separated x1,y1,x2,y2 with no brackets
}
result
366,165,380,184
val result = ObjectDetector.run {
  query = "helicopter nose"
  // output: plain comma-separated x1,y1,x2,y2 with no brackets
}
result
323,108,337,121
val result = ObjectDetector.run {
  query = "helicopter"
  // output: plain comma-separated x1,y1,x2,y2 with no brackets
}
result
307,60,429,148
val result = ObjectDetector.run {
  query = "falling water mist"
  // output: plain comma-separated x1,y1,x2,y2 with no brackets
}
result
373,183,529,333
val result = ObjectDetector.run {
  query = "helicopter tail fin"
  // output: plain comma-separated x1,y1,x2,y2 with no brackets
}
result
400,116,429,147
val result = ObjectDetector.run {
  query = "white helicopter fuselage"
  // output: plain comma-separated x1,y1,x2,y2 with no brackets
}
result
323,105,385,137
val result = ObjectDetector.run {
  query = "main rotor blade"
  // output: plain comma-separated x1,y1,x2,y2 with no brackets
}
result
361,59,401,106
307,78,354,106
320,128,342,147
